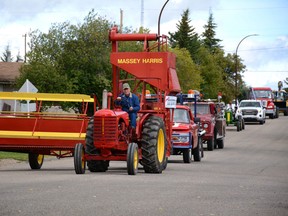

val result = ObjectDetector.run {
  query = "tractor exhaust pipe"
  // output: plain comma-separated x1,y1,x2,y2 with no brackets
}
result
102,89,108,109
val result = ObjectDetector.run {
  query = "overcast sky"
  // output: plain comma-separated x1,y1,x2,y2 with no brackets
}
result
1,0,287,90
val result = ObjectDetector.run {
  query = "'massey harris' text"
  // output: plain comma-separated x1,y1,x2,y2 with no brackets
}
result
117,58,163,64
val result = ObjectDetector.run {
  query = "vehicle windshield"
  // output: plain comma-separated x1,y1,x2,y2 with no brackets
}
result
239,101,261,108
254,90,272,99
189,104,210,115
173,109,190,123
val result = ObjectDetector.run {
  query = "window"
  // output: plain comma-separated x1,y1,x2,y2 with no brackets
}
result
174,109,190,123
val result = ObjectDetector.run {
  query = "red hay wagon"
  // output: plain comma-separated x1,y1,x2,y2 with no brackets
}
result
0,92,95,169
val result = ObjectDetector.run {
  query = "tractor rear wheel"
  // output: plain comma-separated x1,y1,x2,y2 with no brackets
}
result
127,143,139,175
74,143,86,174
141,116,167,173
85,118,109,172
28,153,44,170
162,157,168,170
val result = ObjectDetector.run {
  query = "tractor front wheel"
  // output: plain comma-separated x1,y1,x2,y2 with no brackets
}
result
127,143,139,175
141,116,167,173
74,143,86,174
28,153,44,170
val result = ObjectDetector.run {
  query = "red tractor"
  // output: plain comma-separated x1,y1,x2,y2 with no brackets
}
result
74,26,181,175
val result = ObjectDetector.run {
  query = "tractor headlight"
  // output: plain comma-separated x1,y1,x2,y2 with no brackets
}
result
203,123,209,129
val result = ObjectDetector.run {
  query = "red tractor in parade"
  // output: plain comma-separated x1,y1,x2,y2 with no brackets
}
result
74,26,181,175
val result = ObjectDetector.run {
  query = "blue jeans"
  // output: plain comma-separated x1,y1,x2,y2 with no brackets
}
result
129,112,137,128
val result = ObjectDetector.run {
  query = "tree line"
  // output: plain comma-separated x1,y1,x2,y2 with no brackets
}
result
0,9,278,102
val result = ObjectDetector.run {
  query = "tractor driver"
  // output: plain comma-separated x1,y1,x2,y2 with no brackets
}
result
116,83,140,129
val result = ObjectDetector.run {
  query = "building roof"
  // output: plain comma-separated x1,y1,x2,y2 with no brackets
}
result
0,62,23,84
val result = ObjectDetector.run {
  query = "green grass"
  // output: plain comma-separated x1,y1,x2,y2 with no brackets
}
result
0,152,28,161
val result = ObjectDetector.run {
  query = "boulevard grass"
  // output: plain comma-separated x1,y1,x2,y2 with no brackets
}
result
0,152,28,161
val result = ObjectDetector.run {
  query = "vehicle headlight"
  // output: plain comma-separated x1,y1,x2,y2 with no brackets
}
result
203,123,209,129
172,133,190,143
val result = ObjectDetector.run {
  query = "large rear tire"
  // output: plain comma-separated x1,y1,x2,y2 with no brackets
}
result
74,143,86,174
162,157,168,170
28,153,44,170
141,116,167,173
85,118,109,172
127,143,139,175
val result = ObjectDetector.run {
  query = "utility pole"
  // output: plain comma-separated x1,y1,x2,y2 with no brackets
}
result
22,33,27,63
140,0,144,30
120,9,123,33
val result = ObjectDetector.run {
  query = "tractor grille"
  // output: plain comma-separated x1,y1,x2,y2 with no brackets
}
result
94,116,118,144
242,109,258,116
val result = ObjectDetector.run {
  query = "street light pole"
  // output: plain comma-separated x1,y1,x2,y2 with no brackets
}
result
235,34,258,105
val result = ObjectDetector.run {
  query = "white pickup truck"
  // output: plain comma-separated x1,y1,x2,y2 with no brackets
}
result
235,100,266,124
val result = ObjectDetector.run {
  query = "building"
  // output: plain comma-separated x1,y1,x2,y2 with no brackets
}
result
0,62,22,92
0,62,23,111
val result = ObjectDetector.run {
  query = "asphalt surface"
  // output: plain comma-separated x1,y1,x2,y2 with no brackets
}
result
0,115,288,216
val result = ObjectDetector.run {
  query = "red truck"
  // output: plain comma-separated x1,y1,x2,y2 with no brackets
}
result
188,101,226,151
171,105,203,163
177,92,226,151
249,87,279,119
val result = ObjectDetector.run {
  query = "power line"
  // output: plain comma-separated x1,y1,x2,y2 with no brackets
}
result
225,46,288,53
246,71,288,73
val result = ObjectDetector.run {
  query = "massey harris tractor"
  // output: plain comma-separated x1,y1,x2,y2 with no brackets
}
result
74,26,181,175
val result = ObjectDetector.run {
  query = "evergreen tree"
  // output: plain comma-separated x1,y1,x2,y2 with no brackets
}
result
168,9,200,61
202,11,222,54
1,45,13,62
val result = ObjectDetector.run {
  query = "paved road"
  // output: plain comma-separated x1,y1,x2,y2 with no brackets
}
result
0,115,288,216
